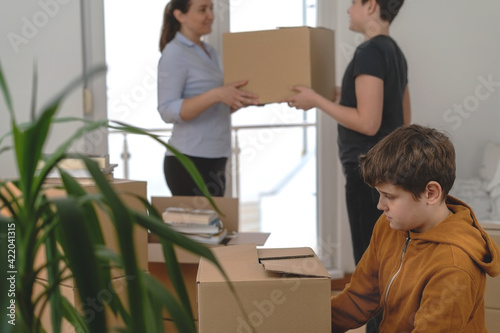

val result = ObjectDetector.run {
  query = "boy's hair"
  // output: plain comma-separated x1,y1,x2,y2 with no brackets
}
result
362,0,405,23
359,124,456,200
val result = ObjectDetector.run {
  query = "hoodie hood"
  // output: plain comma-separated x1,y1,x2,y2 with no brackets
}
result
409,195,500,277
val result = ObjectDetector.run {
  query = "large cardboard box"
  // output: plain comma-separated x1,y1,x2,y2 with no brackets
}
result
197,244,331,332
36,179,149,284
223,26,335,105
148,196,269,327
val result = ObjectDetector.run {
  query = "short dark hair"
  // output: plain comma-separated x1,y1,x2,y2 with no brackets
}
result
359,124,456,200
362,0,405,23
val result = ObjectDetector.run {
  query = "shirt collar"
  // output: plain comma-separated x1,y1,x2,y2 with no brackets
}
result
175,31,201,48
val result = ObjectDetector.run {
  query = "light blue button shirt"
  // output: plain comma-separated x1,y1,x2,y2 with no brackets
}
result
157,32,231,158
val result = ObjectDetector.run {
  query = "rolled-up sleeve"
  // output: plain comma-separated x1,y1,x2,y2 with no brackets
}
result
157,46,186,123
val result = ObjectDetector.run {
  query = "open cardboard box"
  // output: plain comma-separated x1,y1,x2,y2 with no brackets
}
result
148,196,269,326
197,243,331,332
223,26,335,105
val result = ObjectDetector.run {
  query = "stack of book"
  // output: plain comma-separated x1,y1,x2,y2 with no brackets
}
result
162,207,227,245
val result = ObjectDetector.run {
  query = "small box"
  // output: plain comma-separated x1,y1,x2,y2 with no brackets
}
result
36,179,149,284
197,244,331,332
223,26,335,105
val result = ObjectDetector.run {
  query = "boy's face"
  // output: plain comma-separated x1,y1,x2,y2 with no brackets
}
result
375,183,432,233
347,0,370,33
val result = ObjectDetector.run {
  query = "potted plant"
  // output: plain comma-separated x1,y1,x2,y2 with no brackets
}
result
0,63,232,333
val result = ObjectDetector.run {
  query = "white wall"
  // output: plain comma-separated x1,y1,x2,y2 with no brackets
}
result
333,0,500,272
0,0,107,179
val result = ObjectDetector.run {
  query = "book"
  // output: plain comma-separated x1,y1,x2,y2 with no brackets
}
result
167,219,222,234
184,228,228,245
162,207,219,225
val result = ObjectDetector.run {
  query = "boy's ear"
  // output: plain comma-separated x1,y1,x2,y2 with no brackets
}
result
366,0,379,15
425,181,443,205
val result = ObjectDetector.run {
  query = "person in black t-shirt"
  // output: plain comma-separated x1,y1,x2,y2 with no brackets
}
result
285,1,410,332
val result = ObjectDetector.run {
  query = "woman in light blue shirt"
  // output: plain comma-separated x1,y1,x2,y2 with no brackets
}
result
158,0,258,196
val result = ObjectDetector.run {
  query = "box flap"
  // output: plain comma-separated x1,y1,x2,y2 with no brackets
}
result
198,244,269,282
258,247,330,278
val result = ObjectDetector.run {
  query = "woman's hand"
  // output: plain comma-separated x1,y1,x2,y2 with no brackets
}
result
215,80,259,111
283,85,321,111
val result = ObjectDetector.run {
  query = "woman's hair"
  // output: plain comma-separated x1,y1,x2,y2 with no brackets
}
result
359,124,456,200
159,0,192,52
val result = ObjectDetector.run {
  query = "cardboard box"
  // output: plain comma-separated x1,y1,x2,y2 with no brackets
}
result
33,274,135,333
150,261,199,325
223,26,335,105
149,196,269,322
36,179,149,284
149,196,269,263
197,244,331,332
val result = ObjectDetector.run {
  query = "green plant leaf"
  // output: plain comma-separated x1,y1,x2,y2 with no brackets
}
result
43,221,63,333
0,62,14,115
143,273,196,333
135,196,194,317
58,171,130,323
61,296,90,333
107,120,223,216
79,155,146,332
53,196,107,333
33,119,107,200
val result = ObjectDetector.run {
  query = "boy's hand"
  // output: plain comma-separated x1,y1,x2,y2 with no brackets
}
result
283,85,319,111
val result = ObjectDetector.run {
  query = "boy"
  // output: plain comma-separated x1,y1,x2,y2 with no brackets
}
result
331,124,500,332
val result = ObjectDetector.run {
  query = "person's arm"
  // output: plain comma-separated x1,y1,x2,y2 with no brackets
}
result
412,268,479,332
331,241,382,332
286,74,384,136
179,80,258,121
402,85,411,125
158,46,258,124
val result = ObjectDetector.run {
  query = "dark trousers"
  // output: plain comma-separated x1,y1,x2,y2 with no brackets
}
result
343,162,383,333
164,155,228,197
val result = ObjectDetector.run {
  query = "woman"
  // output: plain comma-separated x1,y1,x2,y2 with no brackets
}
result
157,0,258,197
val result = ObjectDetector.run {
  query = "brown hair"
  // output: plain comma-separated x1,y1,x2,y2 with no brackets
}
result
159,0,192,52
359,124,456,200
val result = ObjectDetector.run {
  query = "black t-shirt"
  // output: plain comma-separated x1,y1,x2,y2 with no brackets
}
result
338,35,408,165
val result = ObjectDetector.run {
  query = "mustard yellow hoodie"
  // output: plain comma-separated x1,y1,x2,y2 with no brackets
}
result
331,196,500,332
